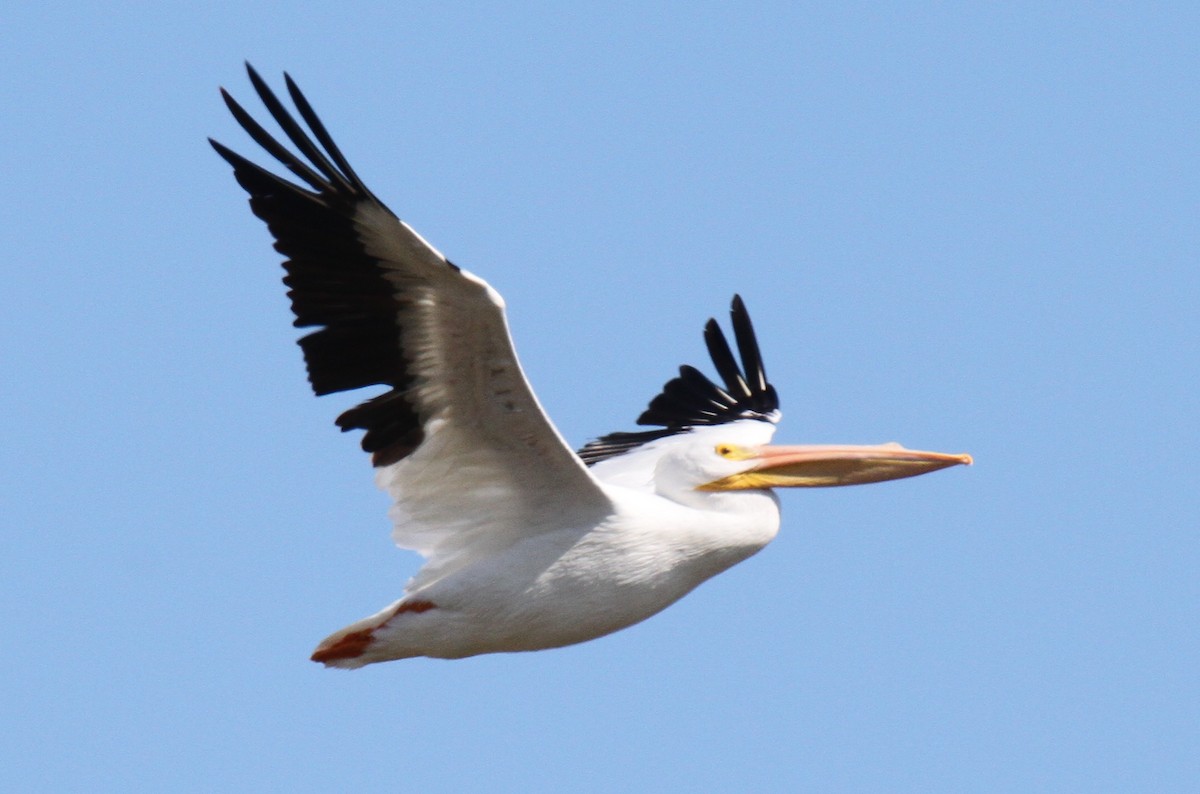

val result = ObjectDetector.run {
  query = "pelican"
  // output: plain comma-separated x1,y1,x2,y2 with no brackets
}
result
211,65,971,668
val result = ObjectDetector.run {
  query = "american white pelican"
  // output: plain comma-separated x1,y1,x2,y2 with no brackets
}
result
212,65,971,667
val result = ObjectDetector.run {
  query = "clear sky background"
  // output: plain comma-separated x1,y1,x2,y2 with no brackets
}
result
3,3,1197,791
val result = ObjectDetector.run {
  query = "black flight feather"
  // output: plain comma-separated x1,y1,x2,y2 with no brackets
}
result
211,64,424,467
577,296,780,465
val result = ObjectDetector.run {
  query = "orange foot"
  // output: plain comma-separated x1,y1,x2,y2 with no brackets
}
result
309,599,437,664
310,628,375,664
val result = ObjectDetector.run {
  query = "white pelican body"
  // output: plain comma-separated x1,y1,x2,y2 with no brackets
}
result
328,422,782,665
212,66,970,667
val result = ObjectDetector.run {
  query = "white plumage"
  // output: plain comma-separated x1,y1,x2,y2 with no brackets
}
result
212,65,970,667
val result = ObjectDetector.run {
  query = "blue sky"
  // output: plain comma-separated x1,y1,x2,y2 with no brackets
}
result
3,3,1197,791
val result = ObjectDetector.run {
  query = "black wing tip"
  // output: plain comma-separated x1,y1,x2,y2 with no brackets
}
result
578,295,780,466
239,61,290,86
660,293,780,425
244,60,270,91
217,64,374,200
216,65,424,469
283,71,303,98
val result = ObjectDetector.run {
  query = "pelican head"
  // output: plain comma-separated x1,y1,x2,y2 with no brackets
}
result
639,420,970,502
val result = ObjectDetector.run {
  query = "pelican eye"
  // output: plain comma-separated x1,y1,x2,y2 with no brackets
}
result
715,443,753,460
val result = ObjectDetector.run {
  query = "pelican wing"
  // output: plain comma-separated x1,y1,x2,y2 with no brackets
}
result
212,65,611,585
578,296,781,465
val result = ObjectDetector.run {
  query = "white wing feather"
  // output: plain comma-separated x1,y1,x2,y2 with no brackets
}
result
353,203,612,590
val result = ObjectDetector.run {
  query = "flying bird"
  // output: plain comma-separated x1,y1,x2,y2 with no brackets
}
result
211,65,971,668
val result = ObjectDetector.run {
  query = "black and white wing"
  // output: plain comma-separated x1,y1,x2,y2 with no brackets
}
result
577,295,781,465
212,65,611,585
